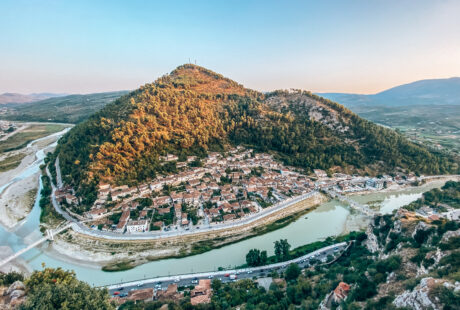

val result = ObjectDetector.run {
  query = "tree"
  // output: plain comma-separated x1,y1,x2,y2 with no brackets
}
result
246,249,261,267
260,250,268,265
285,263,301,281
212,278,222,291
22,267,114,310
274,239,291,262
281,239,291,259
274,241,283,261
246,249,268,267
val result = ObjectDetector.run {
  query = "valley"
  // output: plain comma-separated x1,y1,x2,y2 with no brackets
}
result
0,66,458,309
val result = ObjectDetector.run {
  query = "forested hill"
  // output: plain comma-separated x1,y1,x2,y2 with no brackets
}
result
55,64,458,201
3,90,129,123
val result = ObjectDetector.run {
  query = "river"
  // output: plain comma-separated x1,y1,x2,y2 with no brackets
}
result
0,131,448,287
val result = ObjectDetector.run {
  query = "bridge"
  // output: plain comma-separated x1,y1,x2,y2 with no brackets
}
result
0,221,72,268
323,188,378,216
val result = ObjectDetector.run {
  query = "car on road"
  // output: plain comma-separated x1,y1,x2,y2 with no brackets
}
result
247,270,253,274
113,291,120,296
137,283,143,287
191,278,198,284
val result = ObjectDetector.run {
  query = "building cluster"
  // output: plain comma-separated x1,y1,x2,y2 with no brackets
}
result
326,172,417,193
86,147,317,233
111,280,212,306
54,146,422,234
414,203,460,222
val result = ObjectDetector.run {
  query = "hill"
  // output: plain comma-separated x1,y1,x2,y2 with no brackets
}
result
320,77,460,107
3,91,129,123
319,78,460,155
55,65,458,202
0,92,65,105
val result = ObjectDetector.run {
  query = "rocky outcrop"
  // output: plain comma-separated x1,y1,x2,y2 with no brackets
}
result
0,281,26,309
393,277,456,310
411,221,431,239
364,225,379,253
441,228,460,243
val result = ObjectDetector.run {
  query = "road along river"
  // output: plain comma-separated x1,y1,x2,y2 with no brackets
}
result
0,131,451,286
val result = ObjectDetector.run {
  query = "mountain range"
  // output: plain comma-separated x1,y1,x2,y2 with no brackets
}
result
54,65,457,203
3,91,129,123
0,92,66,105
319,77,460,107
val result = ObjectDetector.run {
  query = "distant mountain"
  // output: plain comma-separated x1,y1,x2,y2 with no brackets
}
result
54,65,457,204
319,77,460,107
0,92,65,104
3,91,129,123
318,78,460,155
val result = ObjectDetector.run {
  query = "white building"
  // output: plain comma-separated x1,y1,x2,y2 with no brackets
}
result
126,220,149,233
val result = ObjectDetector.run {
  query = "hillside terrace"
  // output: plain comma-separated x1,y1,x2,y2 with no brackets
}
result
54,147,415,234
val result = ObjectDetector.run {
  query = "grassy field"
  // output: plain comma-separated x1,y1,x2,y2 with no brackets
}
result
0,124,68,153
353,104,460,155
0,153,27,172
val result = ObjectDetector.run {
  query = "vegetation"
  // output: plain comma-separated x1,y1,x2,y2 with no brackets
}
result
245,249,268,267
101,260,136,272
0,152,26,172
4,184,458,309
4,91,129,124
38,169,64,224
55,64,458,206
0,124,68,153
118,183,460,309
345,104,460,156
0,271,24,286
274,239,291,262
405,180,460,211
21,267,114,310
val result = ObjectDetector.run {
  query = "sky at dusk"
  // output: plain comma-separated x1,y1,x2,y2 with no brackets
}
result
1,0,459,94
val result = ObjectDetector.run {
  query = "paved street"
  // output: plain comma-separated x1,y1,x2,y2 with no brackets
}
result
107,242,348,294
50,162,320,241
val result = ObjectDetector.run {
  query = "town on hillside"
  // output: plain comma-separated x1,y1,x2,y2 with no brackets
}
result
55,147,422,235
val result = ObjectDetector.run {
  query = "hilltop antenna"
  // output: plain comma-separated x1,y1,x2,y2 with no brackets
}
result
188,58,191,64
195,59,197,65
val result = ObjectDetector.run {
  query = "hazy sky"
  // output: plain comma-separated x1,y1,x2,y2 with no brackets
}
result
1,0,459,94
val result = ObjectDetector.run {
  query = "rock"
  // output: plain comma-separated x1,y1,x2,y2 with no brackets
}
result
393,277,457,310
318,291,333,309
9,289,25,300
411,221,430,239
6,281,25,295
441,228,460,243
364,225,379,253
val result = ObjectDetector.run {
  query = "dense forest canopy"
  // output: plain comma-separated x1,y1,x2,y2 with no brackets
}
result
56,64,458,203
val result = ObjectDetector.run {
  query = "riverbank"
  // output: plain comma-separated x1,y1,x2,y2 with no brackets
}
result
0,139,63,231
49,192,328,271
343,175,460,197
0,123,71,230
0,175,37,230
